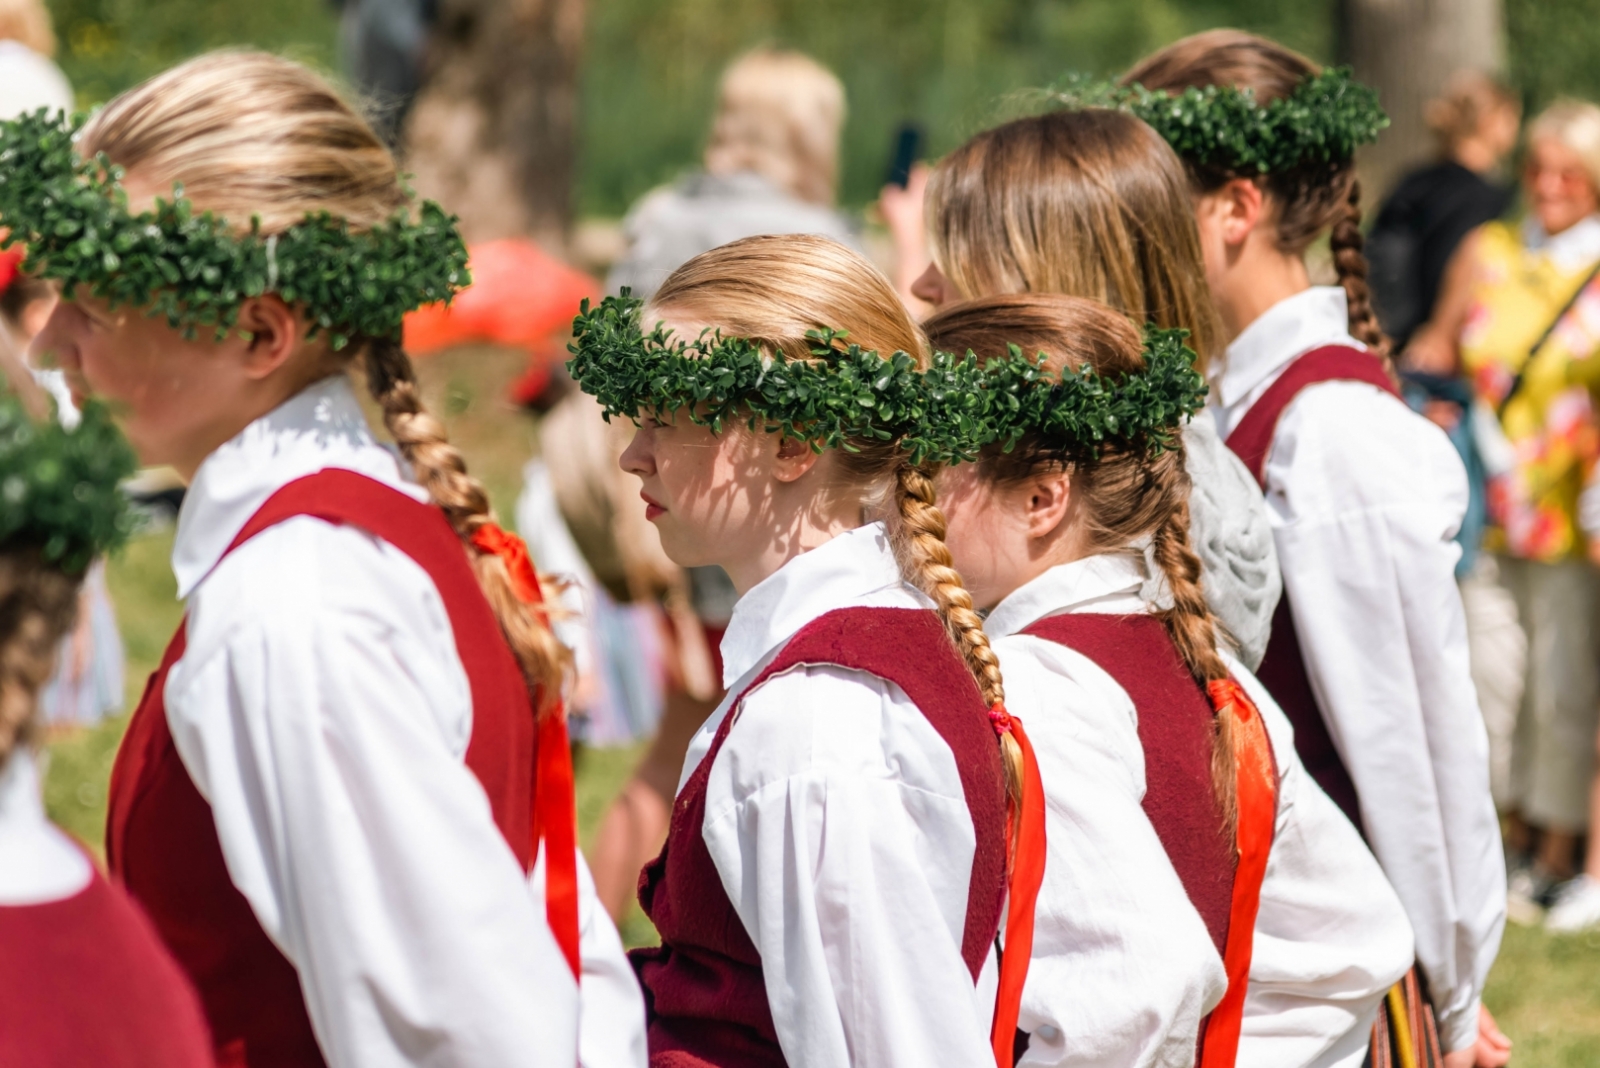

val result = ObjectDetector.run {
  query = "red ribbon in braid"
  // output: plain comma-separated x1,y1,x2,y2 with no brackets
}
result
987,703,1048,1068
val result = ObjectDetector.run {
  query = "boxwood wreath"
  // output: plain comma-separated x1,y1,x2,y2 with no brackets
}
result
566,293,1208,466
0,392,139,574
0,109,470,348
1050,66,1388,174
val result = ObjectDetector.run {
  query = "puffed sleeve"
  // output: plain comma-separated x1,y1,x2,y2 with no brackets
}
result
700,665,997,1068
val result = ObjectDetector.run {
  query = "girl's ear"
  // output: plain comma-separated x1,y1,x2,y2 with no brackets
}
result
1023,469,1073,540
234,294,303,380
1214,177,1265,247
772,434,823,483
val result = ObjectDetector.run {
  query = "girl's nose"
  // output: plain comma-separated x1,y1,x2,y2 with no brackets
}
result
619,426,653,477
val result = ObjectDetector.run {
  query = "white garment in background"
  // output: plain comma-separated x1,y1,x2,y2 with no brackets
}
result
988,553,1414,1068
1208,286,1506,1055
680,523,999,1068
163,374,644,1068
0,40,72,121
0,750,93,906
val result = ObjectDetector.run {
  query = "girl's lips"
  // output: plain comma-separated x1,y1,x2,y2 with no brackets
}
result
640,492,665,521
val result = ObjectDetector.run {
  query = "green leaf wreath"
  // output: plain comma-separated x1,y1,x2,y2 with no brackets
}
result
1051,66,1388,174
567,293,1208,466
0,392,139,574
0,110,470,348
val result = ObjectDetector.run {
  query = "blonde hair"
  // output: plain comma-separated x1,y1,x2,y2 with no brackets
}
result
0,0,55,57
0,549,81,771
1529,99,1600,199
80,52,571,715
1426,70,1520,153
704,49,845,207
647,233,1024,809
925,107,1225,372
924,293,1241,834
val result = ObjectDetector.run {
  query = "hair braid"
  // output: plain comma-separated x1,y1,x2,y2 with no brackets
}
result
1328,178,1393,367
363,336,572,716
0,550,82,772
889,461,1024,816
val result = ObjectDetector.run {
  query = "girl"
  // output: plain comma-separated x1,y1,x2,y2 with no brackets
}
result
8,54,643,1067
928,293,1413,1068
1125,30,1507,1067
900,107,1281,672
567,233,1040,1067
0,390,212,1067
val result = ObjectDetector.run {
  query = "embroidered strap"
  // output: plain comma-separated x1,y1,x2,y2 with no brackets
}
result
1197,678,1279,1068
988,709,1048,1068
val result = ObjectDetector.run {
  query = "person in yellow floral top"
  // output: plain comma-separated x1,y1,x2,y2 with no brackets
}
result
1412,98,1600,933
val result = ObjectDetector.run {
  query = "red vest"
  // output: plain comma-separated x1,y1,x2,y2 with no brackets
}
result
1223,344,1399,833
631,607,1009,1068
105,470,543,1068
0,870,215,1068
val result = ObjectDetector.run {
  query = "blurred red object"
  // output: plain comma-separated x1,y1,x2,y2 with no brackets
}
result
0,248,24,296
404,238,599,406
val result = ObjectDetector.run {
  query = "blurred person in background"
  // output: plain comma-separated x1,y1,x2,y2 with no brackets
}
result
1410,99,1600,933
0,0,70,120
578,47,862,921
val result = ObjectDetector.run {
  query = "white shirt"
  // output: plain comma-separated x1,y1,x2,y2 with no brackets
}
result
0,41,72,122
164,375,645,1068
987,553,1415,1068
681,523,999,1068
0,749,93,906
1209,287,1507,1054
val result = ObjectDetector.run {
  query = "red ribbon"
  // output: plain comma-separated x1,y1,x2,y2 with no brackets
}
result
990,711,1047,1068
1199,677,1279,1068
988,703,1015,736
469,521,581,979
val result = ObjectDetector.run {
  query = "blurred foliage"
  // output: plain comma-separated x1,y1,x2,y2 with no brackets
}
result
1505,0,1600,117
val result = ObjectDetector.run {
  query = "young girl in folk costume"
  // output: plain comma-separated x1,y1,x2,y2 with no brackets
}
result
904,107,1281,672
928,294,1413,1068
1122,30,1507,1067
6,54,644,1068
567,233,1045,1068
0,392,212,1068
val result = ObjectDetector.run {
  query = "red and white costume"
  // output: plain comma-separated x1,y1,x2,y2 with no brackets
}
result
989,552,1414,1068
104,375,644,1068
1209,286,1506,1054
0,750,213,1067
632,523,1011,1067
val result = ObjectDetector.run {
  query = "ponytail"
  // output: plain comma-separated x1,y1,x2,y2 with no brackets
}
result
889,462,1025,823
363,336,572,716
1328,178,1393,367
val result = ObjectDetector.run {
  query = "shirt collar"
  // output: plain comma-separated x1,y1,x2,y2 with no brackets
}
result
171,375,427,598
1522,214,1600,272
1212,286,1360,413
718,522,928,686
984,552,1151,639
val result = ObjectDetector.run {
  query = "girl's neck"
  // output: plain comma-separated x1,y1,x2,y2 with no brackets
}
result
1215,244,1311,342
722,504,865,598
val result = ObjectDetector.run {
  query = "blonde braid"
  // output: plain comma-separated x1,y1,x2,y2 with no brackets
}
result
889,461,1024,817
364,337,572,716
0,551,82,771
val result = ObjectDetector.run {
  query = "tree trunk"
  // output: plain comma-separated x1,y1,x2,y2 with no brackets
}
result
403,0,585,251
1338,0,1505,201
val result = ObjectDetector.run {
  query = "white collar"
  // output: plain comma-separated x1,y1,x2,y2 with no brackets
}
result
172,375,427,598
719,522,928,687
0,750,93,905
984,553,1151,639
1212,286,1361,412
1521,214,1600,273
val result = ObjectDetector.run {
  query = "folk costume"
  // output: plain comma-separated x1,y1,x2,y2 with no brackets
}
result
568,295,1047,1068
1210,285,1506,1056
0,111,645,1068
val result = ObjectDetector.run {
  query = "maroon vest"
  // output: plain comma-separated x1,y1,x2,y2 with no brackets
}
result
631,607,1009,1068
1223,343,1399,832
105,470,541,1068
0,871,215,1068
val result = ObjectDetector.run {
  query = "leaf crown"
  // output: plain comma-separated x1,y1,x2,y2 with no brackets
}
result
1050,66,1388,175
566,293,1208,466
0,110,471,348
0,392,139,574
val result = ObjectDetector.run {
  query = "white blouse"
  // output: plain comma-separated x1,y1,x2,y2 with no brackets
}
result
1209,286,1506,1055
987,553,1414,1068
682,523,999,1068
163,375,644,1068
0,750,93,906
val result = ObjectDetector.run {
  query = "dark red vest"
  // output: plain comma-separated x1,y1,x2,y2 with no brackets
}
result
631,607,1009,1068
1223,343,1399,833
105,469,541,1068
0,870,215,1068
1021,613,1235,1062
